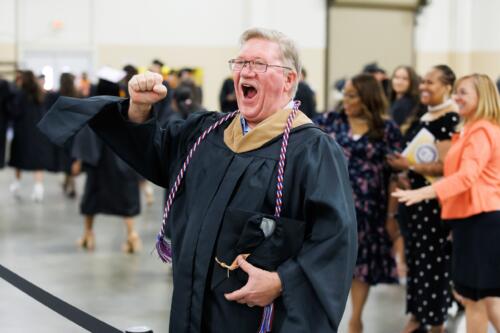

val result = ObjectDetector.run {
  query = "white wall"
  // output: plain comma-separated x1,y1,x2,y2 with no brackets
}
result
0,0,326,109
0,0,15,43
18,0,92,48
469,0,500,51
415,0,452,53
415,0,500,78
94,0,245,46
93,0,325,48
0,0,326,52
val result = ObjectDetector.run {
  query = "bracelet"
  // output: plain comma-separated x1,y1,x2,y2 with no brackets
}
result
387,212,398,219
408,165,415,171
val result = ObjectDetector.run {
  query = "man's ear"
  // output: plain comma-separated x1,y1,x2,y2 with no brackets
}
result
284,70,298,94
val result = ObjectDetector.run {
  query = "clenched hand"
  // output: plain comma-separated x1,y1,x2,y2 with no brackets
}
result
128,71,168,123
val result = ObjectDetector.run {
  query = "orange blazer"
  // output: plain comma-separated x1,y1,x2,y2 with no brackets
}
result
433,119,500,219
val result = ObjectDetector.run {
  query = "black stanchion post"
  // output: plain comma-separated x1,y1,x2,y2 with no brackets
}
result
125,326,153,333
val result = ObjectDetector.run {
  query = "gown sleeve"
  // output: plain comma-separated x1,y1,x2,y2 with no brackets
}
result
38,95,213,188
277,134,358,332
70,125,103,167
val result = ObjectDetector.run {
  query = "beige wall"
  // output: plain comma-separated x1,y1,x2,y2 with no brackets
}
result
327,6,415,110
0,40,324,111
298,48,325,112
0,43,15,61
416,52,500,80
98,45,325,112
0,43,16,78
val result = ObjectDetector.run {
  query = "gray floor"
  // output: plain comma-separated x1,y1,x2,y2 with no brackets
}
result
0,170,484,333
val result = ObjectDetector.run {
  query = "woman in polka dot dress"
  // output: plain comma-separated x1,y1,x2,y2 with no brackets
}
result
388,65,459,333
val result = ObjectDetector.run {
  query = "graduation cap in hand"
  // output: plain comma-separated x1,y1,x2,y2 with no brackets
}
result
211,209,305,294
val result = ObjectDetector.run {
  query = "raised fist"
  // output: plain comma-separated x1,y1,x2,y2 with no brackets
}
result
128,71,168,107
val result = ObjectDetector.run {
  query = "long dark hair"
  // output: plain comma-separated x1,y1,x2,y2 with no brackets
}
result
59,73,78,97
173,82,202,119
21,70,44,105
388,65,420,104
349,73,388,140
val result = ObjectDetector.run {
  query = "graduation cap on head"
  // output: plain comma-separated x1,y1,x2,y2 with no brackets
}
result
96,66,126,97
97,66,126,84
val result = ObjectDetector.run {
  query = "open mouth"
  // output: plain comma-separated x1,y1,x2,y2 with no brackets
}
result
241,83,258,100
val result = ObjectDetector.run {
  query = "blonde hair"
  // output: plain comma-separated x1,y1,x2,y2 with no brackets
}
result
456,74,500,125
240,27,301,97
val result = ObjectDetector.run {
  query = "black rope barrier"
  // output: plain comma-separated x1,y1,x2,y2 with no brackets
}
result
0,264,152,333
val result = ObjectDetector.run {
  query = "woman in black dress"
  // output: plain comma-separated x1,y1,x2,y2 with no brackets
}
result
389,66,420,128
388,65,459,333
388,65,421,283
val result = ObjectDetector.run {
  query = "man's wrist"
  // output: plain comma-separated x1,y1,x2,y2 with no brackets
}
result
128,102,152,123
271,272,283,294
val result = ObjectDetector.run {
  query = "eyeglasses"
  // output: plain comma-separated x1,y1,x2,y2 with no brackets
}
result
228,59,292,73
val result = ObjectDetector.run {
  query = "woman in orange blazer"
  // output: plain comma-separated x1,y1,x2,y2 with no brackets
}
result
393,74,500,333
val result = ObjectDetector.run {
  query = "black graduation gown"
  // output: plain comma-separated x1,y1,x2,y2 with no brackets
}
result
44,91,74,173
70,125,140,217
0,79,12,168
8,91,58,171
152,80,174,127
39,96,358,333
294,81,317,119
219,78,238,112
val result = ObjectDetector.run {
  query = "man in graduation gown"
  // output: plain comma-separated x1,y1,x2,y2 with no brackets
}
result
39,28,357,332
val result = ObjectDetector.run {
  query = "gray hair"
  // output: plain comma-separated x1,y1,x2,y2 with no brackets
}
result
239,27,302,97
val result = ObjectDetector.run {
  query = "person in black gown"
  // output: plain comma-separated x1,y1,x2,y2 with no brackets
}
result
0,78,12,169
9,70,56,202
219,77,238,113
294,68,317,119
44,72,80,198
40,28,357,333
70,72,142,253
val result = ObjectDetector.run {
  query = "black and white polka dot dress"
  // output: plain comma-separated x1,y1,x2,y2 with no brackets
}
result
402,111,459,326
